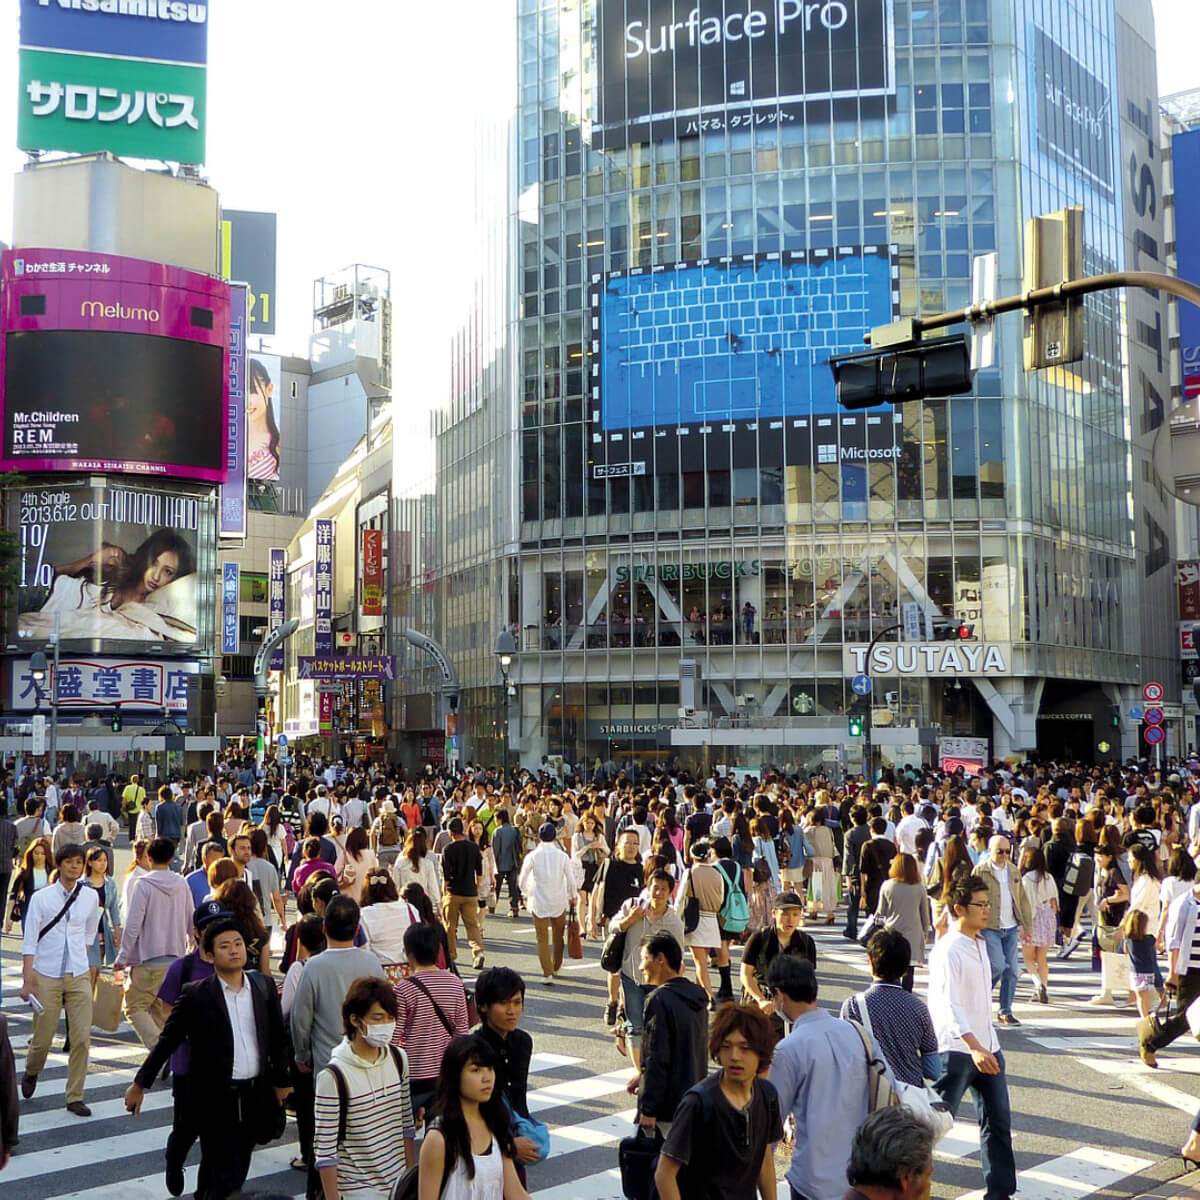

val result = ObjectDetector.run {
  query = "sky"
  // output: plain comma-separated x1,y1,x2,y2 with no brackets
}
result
0,0,1195,476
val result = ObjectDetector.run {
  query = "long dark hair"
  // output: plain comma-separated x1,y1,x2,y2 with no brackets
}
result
428,1035,516,1182
248,358,281,469
107,529,196,606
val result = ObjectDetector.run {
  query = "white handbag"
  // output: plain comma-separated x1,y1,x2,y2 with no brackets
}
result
855,992,956,1142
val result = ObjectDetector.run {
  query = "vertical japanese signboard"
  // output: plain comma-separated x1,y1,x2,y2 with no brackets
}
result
18,0,209,163
221,283,248,538
269,548,286,670
221,561,239,656
314,519,333,654
362,528,383,617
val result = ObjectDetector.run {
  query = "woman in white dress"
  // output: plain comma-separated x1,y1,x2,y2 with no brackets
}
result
418,1035,531,1200
393,827,442,907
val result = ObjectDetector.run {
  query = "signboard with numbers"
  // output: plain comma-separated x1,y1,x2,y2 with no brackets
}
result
10,657,196,712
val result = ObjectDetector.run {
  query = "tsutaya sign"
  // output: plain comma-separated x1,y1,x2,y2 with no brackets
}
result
845,642,1011,676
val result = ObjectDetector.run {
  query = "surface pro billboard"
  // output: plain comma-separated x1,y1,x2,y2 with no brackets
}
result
0,249,231,481
1174,130,1200,401
593,0,896,149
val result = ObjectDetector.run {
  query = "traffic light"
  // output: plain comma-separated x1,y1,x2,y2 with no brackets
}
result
1023,205,1084,369
110,706,122,732
848,713,864,737
830,333,974,411
1110,704,1121,729
933,622,975,641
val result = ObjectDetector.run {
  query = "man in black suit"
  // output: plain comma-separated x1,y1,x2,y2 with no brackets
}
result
124,917,292,1199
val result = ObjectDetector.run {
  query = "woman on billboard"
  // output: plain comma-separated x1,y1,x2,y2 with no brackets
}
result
24,529,197,642
247,358,281,481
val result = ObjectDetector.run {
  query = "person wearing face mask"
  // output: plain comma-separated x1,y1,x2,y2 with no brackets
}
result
313,977,415,1200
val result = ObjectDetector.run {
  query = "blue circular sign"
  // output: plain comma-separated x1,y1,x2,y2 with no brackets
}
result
1144,725,1165,745
277,734,289,748
851,674,873,696
1144,707,1164,726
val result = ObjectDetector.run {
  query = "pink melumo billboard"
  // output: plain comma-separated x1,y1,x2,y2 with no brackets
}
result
0,248,231,482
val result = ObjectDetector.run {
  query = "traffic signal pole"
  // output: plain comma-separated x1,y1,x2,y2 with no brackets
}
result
861,622,901,790
888,270,1200,340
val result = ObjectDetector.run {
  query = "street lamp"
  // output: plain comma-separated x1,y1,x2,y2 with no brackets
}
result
495,630,516,778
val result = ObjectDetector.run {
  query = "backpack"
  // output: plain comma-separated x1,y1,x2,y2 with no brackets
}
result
327,1045,408,1144
1063,850,1093,898
667,1078,780,1195
715,861,749,936
380,813,401,846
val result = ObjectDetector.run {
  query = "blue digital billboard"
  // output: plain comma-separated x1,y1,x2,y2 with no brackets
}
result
1174,129,1200,401
590,247,898,475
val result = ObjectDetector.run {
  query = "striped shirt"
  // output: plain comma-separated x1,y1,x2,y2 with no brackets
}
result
393,968,471,1081
313,1041,415,1196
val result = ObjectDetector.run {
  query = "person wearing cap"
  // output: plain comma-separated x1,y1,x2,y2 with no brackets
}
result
152,901,224,1196
768,954,883,1200
740,891,817,1042
518,821,579,984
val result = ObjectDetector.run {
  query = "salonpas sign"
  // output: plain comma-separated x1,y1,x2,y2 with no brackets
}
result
844,642,1011,676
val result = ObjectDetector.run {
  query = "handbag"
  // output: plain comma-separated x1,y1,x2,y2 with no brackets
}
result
566,904,583,960
682,875,700,934
504,1096,551,1164
601,925,628,974
390,1165,419,1200
1096,923,1126,955
91,971,123,1033
857,912,879,947
855,994,954,1142
618,1125,662,1200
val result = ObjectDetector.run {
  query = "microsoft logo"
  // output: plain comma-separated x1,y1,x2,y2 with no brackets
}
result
817,443,838,464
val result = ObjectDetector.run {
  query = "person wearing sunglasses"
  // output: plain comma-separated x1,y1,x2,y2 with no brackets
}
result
977,837,1034,1026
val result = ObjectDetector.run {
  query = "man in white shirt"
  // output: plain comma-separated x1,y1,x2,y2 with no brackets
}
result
894,800,927,856
307,786,332,820
518,821,579,984
928,872,1016,1200
19,843,101,1116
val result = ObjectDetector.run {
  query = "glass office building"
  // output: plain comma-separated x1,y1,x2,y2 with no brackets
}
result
419,0,1177,775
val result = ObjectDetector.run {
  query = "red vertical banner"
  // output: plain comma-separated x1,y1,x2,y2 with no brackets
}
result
362,528,383,616
1180,562,1200,622
319,690,334,734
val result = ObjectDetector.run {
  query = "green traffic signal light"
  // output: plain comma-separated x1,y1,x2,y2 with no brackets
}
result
848,714,864,737
111,707,122,732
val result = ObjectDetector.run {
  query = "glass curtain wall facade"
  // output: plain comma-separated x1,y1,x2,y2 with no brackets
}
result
433,0,1167,772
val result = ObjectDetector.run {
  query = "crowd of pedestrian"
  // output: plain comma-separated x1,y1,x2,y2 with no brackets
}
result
2,750,1200,1198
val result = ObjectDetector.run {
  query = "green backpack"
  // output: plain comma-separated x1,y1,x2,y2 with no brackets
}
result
715,861,749,935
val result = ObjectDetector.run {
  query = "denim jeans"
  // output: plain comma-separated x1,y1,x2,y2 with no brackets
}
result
980,925,1021,1016
936,1049,1016,1200
621,974,652,1037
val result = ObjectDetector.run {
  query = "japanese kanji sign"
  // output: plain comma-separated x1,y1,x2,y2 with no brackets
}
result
314,519,334,655
362,528,383,617
9,657,196,712
221,561,239,656
269,548,286,671
19,48,206,162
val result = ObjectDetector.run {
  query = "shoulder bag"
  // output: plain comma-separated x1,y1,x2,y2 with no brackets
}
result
847,1016,901,1115
37,882,83,942
854,993,954,1141
682,872,700,934
566,903,583,959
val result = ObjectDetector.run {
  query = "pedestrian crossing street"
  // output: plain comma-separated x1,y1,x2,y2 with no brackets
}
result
0,923,1195,1198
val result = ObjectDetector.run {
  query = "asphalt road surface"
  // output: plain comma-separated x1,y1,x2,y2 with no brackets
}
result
3,901,1199,1199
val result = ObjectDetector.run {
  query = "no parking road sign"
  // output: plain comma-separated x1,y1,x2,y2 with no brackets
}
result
1144,708,1164,727
1145,725,1165,745
1143,681,1164,703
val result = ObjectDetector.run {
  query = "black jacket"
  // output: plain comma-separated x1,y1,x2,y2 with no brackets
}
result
134,971,290,1102
843,824,871,879
639,975,709,1121
0,1013,17,1156
478,1021,533,1119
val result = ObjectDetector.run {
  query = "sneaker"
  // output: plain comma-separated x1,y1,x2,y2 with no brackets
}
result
1087,992,1114,1006
604,1001,618,1025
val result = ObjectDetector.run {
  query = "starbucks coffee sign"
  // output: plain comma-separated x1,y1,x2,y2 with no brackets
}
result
845,642,1011,677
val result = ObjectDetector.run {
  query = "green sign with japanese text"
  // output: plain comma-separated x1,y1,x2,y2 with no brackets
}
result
18,48,206,163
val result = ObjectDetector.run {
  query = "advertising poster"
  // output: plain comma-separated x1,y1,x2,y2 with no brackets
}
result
362,528,383,616
12,480,206,649
220,283,248,537
940,736,989,776
246,353,281,481
314,519,334,654
0,249,231,481
220,210,277,336
10,657,196,713
593,0,896,149
1174,131,1200,400
269,548,286,670
221,561,239,656
590,247,899,478
18,0,208,162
